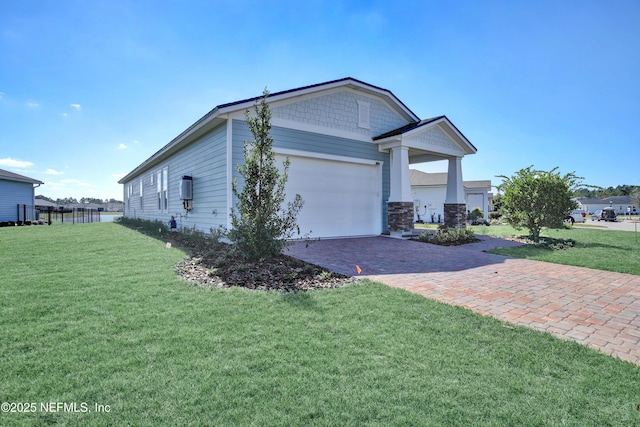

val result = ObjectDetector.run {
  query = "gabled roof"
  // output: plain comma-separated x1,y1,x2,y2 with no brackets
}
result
0,168,43,185
410,169,490,189
373,115,477,154
119,78,420,184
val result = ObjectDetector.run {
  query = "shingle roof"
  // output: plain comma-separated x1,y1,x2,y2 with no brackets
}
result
373,116,444,140
0,168,43,185
579,196,634,205
372,115,477,153
410,169,490,189
118,77,420,184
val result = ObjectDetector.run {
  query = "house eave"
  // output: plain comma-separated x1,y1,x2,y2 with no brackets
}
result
118,113,227,184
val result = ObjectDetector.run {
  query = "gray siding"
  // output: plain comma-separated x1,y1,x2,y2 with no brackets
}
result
0,179,34,222
231,119,391,230
123,123,228,232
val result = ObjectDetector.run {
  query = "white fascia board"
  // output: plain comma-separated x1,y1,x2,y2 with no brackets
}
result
118,112,226,183
221,80,418,123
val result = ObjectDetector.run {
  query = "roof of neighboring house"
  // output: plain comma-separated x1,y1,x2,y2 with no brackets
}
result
579,196,635,205
34,199,59,207
0,168,43,185
410,169,490,189
119,77,421,184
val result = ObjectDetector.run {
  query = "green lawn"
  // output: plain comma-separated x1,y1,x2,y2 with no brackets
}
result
472,224,640,276
1,223,640,426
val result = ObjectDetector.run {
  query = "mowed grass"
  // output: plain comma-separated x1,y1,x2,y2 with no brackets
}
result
1,223,640,426
472,225,640,275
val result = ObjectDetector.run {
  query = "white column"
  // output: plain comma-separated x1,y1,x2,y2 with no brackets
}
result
444,157,465,204
389,146,412,202
483,191,489,220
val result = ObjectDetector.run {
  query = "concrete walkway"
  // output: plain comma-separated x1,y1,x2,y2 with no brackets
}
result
287,236,640,365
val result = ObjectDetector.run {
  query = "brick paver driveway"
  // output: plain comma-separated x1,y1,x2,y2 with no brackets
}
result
287,236,640,365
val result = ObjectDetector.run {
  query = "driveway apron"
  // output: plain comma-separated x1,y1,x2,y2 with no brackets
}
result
287,236,640,365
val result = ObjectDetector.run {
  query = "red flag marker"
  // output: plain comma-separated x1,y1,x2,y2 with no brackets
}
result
356,265,362,274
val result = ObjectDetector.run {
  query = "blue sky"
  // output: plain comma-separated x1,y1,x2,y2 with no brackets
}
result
1,0,639,201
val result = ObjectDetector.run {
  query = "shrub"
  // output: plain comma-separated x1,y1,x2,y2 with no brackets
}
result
417,227,478,246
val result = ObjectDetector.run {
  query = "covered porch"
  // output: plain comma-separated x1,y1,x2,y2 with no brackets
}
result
373,116,477,236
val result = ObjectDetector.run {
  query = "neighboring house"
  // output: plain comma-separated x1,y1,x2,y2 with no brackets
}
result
410,169,491,223
119,78,477,238
34,199,60,209
578,196,638,215
0,168,44,222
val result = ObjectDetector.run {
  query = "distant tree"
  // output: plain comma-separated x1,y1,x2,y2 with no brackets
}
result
57,197,78,205
35,195,55,202
228,89,304,260
497,166,581,241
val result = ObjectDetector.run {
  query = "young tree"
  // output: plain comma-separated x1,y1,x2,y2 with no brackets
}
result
228,89,304,260
497,166,581,241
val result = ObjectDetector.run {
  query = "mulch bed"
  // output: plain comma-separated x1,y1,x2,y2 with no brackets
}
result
168,233,357,291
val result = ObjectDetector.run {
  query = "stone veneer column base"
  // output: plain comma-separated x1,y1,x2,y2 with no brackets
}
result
387,201,415,236
444,203,467,228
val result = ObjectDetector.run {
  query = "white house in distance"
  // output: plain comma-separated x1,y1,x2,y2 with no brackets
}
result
119,78,478,238
0,168,43,222
410,169,491,223
577,196,638,215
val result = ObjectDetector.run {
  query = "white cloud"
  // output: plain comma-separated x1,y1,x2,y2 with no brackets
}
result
26,100,39,108
70,103,81,111
0,157,34,169
45,168,64,175
0,92,4,99
62,112,68,118
118,143,127,150
132,139,140,144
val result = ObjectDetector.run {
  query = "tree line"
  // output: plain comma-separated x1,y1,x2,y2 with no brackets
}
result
35,196,123,205
573,185,640,199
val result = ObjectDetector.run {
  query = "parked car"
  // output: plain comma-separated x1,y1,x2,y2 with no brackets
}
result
592,207,617,222
565,209,587,224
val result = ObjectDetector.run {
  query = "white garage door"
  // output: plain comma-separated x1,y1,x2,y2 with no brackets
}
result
277,153,382,238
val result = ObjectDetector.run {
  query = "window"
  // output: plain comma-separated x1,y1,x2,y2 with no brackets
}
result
156,167,169,212
157,171,162,210
162,167,168,211
139,180,144,211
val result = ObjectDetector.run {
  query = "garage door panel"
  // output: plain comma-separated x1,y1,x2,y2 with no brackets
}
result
277,154,381,238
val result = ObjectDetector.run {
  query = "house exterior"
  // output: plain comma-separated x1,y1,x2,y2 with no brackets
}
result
0,168,44,222
577,196,638,215
410,169,491,223
119,78,477,238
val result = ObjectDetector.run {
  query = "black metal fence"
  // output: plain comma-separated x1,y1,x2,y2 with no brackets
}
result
3,205,102,226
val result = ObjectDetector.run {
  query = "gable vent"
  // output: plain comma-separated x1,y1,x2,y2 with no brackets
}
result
357,100,370,129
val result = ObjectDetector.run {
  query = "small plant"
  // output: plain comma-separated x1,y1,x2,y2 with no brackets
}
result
284,272,298,281
417,227,478,246
271,264,284,274
252,273,262,282
236,264,248,272
317,271,332,280
207,267,219,277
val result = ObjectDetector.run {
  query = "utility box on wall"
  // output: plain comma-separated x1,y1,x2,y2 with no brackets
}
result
180,176,193,200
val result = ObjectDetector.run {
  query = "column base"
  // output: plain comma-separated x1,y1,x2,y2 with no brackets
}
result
388,201,415,235
444,203,467,228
